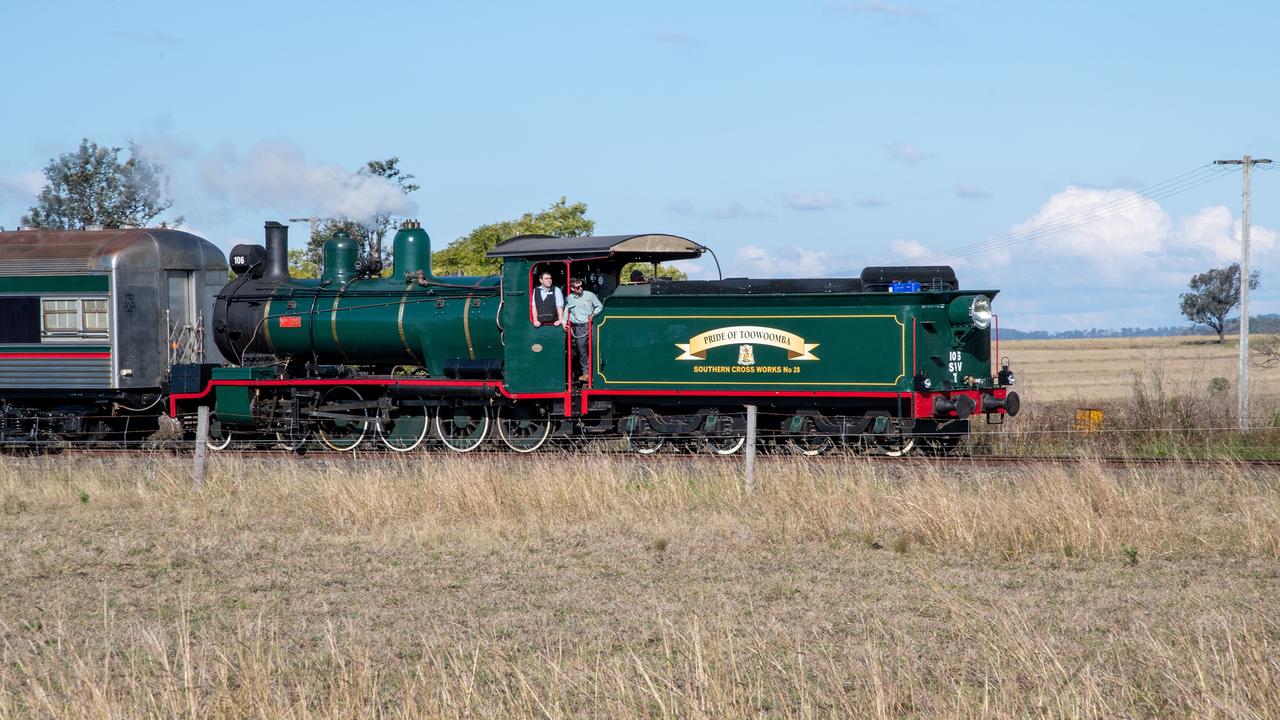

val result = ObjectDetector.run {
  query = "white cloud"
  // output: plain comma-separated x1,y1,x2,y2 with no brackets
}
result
890,239,931,260
781,191,840,211
0,171,43,203
738,244,832,277
956,181,990,199
666,259,706,278
854,196,889,208
985,187,1277,327
1175,205,1276,263
1005,186,1171,285
885,143,932,163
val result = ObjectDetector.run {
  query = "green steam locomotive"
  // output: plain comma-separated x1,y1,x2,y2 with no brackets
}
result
171,220,1018,454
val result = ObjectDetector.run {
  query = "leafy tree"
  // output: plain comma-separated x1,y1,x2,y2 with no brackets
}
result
21,139,180,229
432,197,594,276
287,248,320,279
296,157,419,273
1180,263,1261,344
621,261,689,282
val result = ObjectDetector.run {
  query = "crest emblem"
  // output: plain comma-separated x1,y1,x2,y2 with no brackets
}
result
737,344,756,366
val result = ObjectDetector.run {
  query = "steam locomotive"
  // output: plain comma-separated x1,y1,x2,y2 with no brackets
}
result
167,220,1019,454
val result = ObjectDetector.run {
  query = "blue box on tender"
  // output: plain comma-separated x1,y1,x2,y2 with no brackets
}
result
889,280,921,292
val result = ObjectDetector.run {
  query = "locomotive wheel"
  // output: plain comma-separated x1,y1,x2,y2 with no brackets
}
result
496,404,552,453
701,414,746,455
206,417,234,451
623,416,665,455
316,386,368,452
704,435,746,455
871,434,917,457
435,404,490,453
784,417,834,456
377,404,431,452
275,428,310,452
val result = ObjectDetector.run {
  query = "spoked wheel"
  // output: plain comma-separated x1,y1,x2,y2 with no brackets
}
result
701,414,746,455
496,404,553,453
434,404,490,453
275,427,310,452
315,386,369,452
206,417,235,451
377,404,431,452
784,417,835,456
622,416,666,455
871,434,917,457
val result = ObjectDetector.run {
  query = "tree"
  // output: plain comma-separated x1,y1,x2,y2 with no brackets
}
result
21,139,180,229
432,197,594,276
621,261,689,282
287,248,320,279
295,157,420,274
1179,263,1260,344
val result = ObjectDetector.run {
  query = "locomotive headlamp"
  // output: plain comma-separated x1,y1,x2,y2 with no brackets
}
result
948,294,992,329
969,295,992,329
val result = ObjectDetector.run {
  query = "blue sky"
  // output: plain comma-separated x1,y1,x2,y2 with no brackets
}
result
1,1,1277,331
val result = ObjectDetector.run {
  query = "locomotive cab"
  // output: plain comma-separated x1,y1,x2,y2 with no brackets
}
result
487,234,705,395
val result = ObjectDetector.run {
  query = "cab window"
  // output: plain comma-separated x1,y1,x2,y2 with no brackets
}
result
529,265,565,325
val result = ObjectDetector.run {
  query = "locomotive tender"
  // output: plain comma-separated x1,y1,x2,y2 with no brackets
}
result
169,220,1018,454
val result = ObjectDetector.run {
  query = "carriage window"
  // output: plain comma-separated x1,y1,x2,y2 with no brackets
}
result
0,297,41,343
42,299,78,332
40,297,109,338
83,299,109,332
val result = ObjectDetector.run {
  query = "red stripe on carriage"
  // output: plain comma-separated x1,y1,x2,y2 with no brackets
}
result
0,352,111,359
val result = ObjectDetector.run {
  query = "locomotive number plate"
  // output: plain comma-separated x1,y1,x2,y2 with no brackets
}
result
279,316,302,328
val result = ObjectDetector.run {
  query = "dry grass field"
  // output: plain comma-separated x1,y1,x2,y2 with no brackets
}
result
2,453,1278,718
1001,334,1280,405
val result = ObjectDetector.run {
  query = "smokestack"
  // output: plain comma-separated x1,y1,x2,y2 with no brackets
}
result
264,220,289,281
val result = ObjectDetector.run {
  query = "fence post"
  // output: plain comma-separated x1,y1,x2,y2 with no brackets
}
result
193,405,209,490
744,404,757,493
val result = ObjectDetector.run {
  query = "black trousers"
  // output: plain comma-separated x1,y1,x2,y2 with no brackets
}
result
571,327,590,378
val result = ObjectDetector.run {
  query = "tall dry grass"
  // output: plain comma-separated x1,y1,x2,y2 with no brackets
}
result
2,453,1279,559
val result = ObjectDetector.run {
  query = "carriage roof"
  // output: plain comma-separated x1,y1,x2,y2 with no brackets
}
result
0,228,224,275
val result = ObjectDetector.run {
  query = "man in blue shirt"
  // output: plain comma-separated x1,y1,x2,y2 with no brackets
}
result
564,277,603,382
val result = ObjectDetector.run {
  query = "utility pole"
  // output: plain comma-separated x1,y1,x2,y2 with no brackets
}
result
1214,155,1272,430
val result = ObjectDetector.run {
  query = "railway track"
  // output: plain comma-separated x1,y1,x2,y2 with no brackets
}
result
13,444,1280,470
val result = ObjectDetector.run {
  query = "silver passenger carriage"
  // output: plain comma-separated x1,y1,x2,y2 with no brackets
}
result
0,228,226,444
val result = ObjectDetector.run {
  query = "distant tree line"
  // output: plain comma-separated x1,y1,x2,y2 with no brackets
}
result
1002,314,1280,340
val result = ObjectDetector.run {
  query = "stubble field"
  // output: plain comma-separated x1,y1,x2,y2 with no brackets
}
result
1,450,1278,719
1002,334,1280,405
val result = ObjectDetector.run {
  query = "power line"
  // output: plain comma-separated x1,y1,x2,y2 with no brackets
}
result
901,165,1233,266
826,163,1239,275
901,167,1236,266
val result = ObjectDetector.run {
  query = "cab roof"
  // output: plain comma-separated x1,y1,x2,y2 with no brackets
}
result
486,233,704,260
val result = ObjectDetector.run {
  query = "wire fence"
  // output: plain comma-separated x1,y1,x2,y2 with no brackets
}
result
4,403,1278,458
